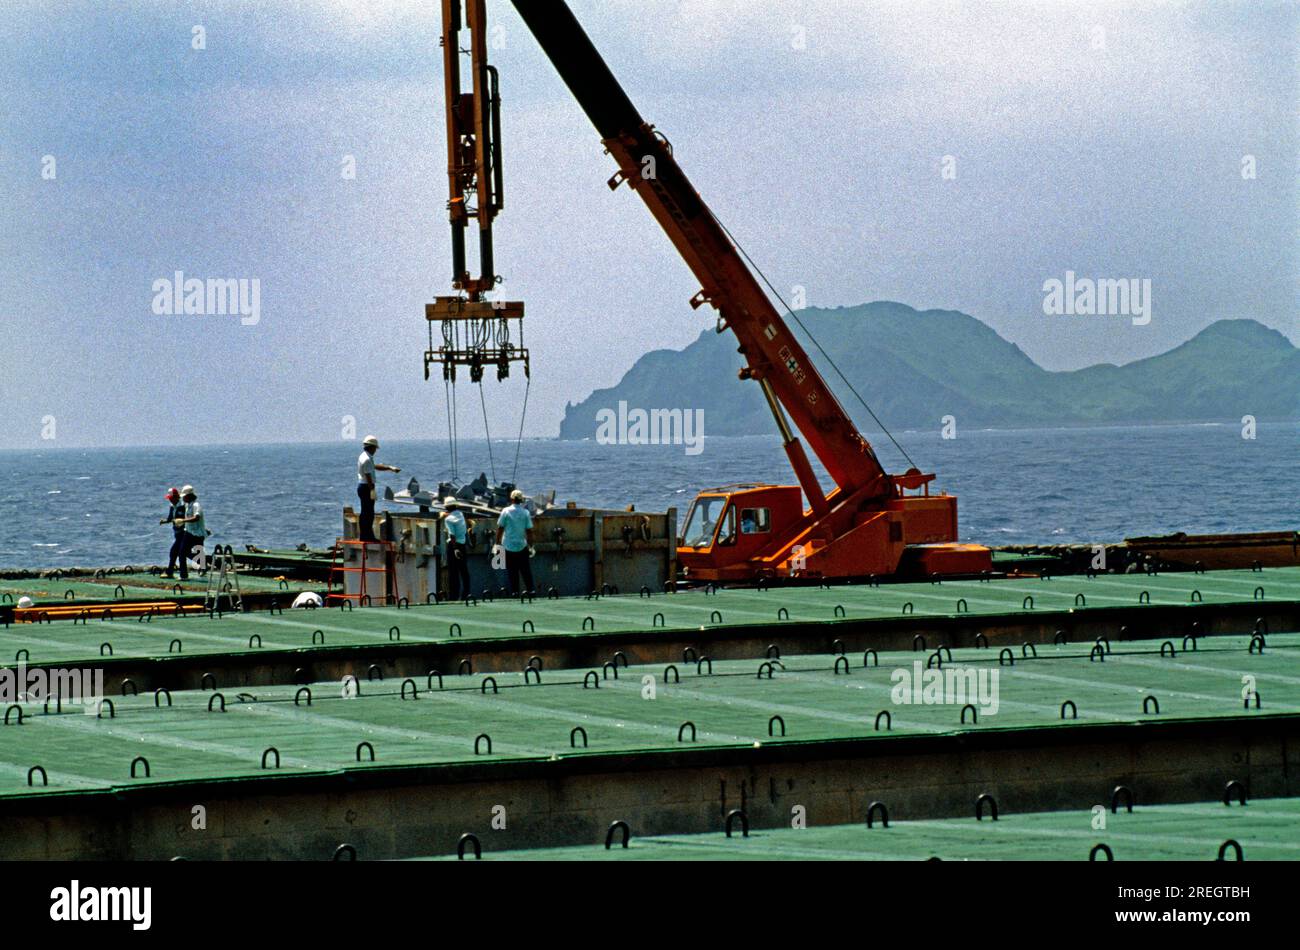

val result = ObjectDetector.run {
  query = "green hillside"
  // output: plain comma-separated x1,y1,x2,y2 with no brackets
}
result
559,303,1299,438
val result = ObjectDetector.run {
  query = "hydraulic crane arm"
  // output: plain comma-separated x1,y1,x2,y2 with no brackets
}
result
509,0,892,513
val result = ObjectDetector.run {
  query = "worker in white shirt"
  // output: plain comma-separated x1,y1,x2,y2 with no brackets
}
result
356,435,400,543
174,485,207,577
441,497,472,600
494,489,535,596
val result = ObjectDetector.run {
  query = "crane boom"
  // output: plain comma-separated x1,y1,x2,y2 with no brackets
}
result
508,0,887,514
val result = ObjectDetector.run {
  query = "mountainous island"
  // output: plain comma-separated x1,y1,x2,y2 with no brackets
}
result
559,302,1299,439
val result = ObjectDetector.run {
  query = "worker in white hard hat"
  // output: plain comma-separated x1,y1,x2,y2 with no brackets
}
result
174,485,207,578
440,496,472,600
356,436,400,543
495,488,535,596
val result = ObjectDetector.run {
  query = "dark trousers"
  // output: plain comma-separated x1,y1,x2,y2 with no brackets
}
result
167,531,186,576
357,483,377,542
446,540,470,601
505,548,534,596
180,533,205,577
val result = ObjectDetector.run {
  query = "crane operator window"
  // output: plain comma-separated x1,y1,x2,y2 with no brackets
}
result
682,496,726,548
716,506,737,546
740,508,770,534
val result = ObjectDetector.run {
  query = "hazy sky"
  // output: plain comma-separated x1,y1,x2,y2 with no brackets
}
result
1,0,1295,449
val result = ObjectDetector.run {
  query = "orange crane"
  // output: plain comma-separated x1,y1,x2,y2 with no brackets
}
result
435,0,991,582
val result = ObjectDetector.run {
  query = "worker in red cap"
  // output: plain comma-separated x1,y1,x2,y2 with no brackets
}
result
159,487,186,578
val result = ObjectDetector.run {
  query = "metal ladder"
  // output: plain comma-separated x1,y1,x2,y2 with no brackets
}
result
204,549,243,614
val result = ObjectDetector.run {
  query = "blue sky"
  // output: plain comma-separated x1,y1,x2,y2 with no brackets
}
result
1,0,1295,448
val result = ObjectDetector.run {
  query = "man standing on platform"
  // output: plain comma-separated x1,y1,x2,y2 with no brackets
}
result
495,489,535,596
357,436,400,543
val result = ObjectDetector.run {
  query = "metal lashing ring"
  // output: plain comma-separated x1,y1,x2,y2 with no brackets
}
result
834,656,850,675
97,698,116,719
902,602,913,615
522,619,535,633
1243,690,1261,710
874,710,891,731
926,651,942,670
998,648,1015,667
1217,839,1243,861
131,755,151,778
260,748,279,769
602,662,618,681
1223,781,1247,807
583,616,595,631
1253,618,1268,635
725,809,749,838
524,667,540,685
605,821,630,850
757,662,775,680
583,671,600,689
863,649,879,668
449,622,462,638
248,634,262,649
1089,644,1105,662
683,646,698,663
527,655,543,671
1074,593,1086,607
960,704,978,725
570,726,588,748
1182,634,1198,652
481,676,499,695
1089,843,1113,861
388,625,400,641
696,657,713,675
1190,590,1202,603
710,610,722,624
1022,642,1037,658
777,607,789,621
427,670,444,690
677,721,696,742
333,844,356,861
1160,641,1176,657
653,612,665,627
27,766,47,787
1253,586,1264,601
975,793,998,821
154,688,172,707
974,632,989,649
1111,786,1134,814
366,664,383,682
458,833,482,860
295,687,312,706
1143,695,1160,715
866,801,889,829
208,692,226,712
768,715,786,737
831,638,845,655
114,585,125,599
1022,596,1034,609
121,678,138,696
1138,590,1150,605
356,741,375,762
1248,634,1265,655
639,586,651,599
474,734,492,755
458,659,473,676
100,642,112,656
912,634,926,651
663,665,679,684
956,598,968,613
1060,700,1078,720
169,639,182,654
200,672,216,691
834,604,845,618
4,705,24,725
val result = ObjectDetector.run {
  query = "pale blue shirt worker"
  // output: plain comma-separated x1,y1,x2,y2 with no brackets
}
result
495,490,535,595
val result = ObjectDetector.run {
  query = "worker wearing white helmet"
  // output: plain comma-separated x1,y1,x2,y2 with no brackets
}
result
174,485,207,578
495,488,535,596
356,436,400,543
440,496,472,600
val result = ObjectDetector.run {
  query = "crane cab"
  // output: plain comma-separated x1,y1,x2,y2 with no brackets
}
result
677,485,805,581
